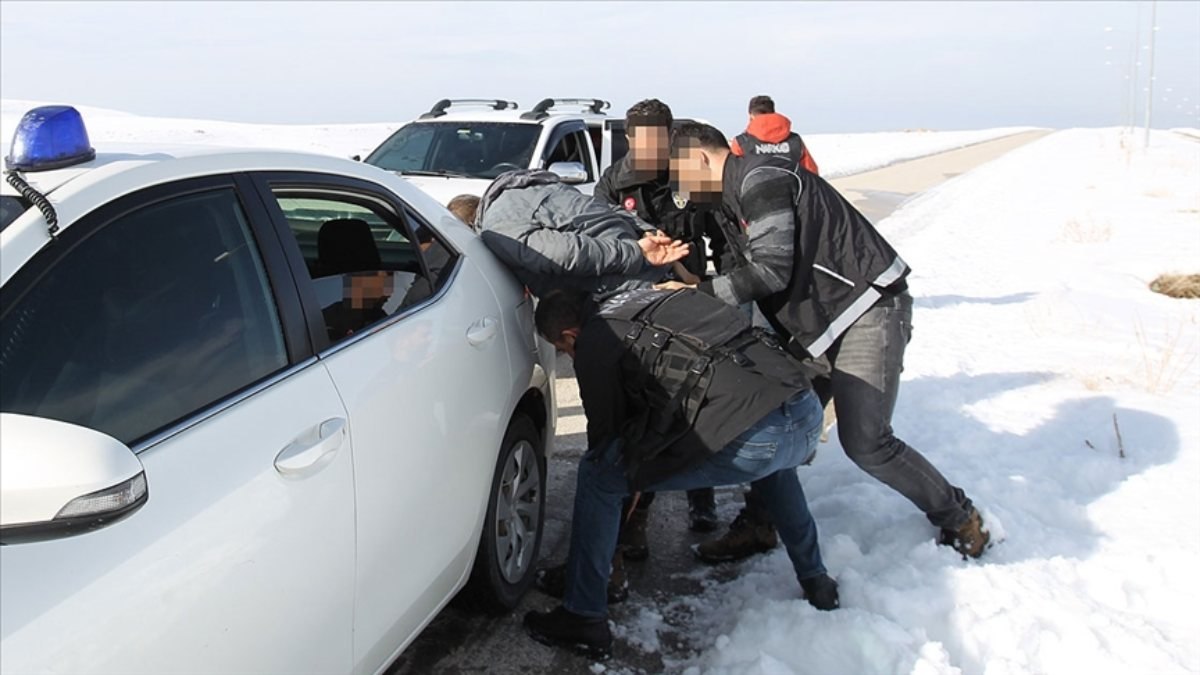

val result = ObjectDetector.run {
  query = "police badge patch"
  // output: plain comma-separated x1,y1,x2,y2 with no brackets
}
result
672,192,688,209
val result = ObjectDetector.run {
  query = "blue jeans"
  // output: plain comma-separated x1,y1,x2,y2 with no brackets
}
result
563,389,826,618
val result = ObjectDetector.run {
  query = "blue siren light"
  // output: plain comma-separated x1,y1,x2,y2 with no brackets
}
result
5,105,96,172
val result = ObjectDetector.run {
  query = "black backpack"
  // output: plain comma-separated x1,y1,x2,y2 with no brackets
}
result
597,289,785,472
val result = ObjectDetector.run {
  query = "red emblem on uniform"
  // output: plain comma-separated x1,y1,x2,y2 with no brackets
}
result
623,196,637,211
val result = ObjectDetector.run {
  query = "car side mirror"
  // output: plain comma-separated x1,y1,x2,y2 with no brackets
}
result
547,161,588,185
351,154,362,162
0,414,148,545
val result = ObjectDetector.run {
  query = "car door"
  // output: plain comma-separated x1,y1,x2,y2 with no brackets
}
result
539,120,596,195
0,176,356,674
248,173,514,673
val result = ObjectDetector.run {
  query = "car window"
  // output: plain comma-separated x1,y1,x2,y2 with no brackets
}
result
365,122,540,180
0,195,30,233
271,191,457,345
0,189,288,446
545,130,592,179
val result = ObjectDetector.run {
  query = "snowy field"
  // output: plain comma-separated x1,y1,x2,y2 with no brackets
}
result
1,99,1034,179
620,128,1197,675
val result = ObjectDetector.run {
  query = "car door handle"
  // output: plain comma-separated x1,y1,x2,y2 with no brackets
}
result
274,418,346,478
467,317,499,347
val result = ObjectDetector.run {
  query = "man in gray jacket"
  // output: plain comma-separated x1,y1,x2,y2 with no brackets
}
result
475,169,694,604
476,170,691,300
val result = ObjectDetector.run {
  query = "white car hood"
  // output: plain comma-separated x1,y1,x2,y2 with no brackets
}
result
398,175,492,206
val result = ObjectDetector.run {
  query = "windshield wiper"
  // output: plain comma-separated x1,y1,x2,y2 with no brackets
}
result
398,169,474,179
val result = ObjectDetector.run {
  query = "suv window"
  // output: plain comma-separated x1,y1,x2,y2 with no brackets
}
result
271,191,457,345
544,130,592,180
365,122,540,180
0,189,288,446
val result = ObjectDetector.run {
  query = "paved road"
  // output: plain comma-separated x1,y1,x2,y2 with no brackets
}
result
387,129,1054,675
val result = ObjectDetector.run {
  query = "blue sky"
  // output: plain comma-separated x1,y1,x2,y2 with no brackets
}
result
2,1,1198,135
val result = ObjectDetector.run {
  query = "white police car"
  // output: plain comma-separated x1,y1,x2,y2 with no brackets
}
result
0,106,555,674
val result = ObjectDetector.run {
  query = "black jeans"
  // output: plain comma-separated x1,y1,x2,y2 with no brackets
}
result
748,291,973,530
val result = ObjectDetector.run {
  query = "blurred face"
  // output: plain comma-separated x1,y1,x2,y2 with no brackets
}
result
671,145,723,203
627,125,670,174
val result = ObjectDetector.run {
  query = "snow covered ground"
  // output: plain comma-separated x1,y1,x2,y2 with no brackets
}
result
0,99,1034,179
804,127,1040,178
620,128,1197,675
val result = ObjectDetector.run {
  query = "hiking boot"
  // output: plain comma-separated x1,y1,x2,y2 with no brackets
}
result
534,552,628,605
938,506,991,559
524,606,613,660
692,508,778,564
687,488,719,533
800,574,840,611
619,505,650,561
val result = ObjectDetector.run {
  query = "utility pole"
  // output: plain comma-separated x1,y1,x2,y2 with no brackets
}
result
1127,2,1142,133
1144,0,1157,148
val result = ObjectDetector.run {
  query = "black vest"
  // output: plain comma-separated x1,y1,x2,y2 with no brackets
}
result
721,154,910,358
736,131,805,169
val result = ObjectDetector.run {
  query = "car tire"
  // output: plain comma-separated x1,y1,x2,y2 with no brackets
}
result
464,415,546,613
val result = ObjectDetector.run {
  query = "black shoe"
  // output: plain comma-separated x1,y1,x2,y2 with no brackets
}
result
524,606,613,660
534,559,628,605
687,488,719,533
799,573,840,611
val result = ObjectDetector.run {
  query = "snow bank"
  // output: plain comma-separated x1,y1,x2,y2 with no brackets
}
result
0,99,400,160
1,99,1035,179
666,128,1199,674
806,128,1042,178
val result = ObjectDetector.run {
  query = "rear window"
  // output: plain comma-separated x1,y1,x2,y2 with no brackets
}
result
0,196,30,233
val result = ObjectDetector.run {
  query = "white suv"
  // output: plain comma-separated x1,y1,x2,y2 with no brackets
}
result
361,98,627,205
0,105,555,674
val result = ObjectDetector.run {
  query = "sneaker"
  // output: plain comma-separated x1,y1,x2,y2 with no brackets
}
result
687,488,719,533
534,553,628,605
799,574,840,611
692,508,778,564
938,506,991,559
619,505,650,561
524,606,612,660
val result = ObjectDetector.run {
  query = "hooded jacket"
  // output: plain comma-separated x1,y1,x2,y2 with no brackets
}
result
476,170,668,299
730,113,819,175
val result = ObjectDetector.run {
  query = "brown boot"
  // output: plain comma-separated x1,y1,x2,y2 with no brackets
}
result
533,549,628,604
939,506,991,559
692,508,777,564
619,505,650,561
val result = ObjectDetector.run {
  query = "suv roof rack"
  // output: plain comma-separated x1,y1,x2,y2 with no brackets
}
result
420,99,519,119
520,98,611,121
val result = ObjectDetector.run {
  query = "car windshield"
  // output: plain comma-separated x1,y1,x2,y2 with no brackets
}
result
365,122,540,180
0,195,30,233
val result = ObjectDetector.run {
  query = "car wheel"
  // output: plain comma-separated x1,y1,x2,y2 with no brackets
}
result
465,415,545,613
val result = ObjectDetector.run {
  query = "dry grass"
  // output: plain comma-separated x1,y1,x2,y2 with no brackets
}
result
1150,274,1200,299
1060,216,1113,244
1134,316,1199,394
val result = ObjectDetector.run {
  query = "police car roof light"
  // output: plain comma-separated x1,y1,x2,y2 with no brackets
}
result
5,105,96,173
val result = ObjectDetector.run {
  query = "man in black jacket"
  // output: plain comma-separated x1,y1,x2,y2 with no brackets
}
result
594,99,721,541
523,288,837,658
664,122,990,562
